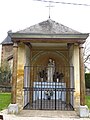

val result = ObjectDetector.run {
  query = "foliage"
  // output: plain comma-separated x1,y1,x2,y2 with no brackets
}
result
0,60,12,84
85,95,90,109
84,39,90,63
0,93,11,111
85,73,90,88
0,93,89,111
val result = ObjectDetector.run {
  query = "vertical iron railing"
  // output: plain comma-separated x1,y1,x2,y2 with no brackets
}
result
23,65,74,110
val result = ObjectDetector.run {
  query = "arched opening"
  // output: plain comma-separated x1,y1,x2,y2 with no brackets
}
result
24,51,74,110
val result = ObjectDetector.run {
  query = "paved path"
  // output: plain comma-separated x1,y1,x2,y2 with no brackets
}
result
0,109,90,120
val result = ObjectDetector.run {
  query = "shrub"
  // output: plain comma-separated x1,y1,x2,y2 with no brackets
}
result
85,73,90,88
0,60,12,85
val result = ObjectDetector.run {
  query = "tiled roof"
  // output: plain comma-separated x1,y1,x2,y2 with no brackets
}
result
18,19,80,34
1,19,81,45
1,35,13,45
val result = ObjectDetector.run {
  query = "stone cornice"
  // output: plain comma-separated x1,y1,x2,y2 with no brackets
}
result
10,33,89,39
9,33,89,44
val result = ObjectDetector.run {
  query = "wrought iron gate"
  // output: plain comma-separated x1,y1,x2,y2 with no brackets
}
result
23,65,74,110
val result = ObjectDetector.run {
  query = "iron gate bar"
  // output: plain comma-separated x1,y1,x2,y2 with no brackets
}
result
24,87,75,110
24,65,74,110
24,87,75,91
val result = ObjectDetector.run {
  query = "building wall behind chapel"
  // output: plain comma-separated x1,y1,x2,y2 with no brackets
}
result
1,44,13,63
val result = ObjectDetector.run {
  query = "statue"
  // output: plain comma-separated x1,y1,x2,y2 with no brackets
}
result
47,59,55,82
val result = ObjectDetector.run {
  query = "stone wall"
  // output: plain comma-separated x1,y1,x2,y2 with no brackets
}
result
1,44,13,64
16,43,31,111
16,43,25,110
0,86,11,92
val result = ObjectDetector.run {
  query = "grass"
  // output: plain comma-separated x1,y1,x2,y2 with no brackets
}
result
0,93,90,111
0,93,11,111
85,95,90,109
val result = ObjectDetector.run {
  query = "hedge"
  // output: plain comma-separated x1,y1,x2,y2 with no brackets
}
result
85,73,90,88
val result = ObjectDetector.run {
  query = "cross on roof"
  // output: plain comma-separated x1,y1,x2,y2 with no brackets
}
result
46,2,54,19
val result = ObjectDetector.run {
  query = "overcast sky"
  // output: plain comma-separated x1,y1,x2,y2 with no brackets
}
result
0,0,90,43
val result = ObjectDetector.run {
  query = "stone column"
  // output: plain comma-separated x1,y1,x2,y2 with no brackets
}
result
73,44,80,109
79,44,85,106
79,44,89,118
11,42,18,104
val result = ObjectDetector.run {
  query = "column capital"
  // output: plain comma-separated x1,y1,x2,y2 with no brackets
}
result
79,44,84,48
13,42,18,47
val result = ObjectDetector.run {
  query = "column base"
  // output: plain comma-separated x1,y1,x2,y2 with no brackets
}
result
8,103,18,114
79,105,89,118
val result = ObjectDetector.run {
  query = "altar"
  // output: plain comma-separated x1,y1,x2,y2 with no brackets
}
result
33,82,66,101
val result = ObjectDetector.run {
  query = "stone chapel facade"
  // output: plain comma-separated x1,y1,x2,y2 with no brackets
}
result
1,19,89,112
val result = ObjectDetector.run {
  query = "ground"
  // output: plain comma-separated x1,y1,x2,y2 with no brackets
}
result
0,93,90,119
0,109,90,120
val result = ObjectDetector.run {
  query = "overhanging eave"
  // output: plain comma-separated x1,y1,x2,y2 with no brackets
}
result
10,33,89,39
9,33,89,43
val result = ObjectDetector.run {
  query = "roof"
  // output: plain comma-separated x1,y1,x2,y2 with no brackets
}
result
18,19,80,34
1,35,13,45
1,19,89,45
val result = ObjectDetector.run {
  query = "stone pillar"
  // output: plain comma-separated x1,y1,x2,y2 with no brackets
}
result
11,42,18,104
8,42,18,114
79,44,85,106
79,44,89,118
73,44,80,109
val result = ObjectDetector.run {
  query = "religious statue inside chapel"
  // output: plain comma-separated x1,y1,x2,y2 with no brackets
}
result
47,58,55,82
34,58,65,101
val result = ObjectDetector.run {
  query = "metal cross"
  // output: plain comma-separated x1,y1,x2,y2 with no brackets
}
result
46,2,54,19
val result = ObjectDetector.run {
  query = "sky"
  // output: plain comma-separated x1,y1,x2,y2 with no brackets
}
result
0,0,90,52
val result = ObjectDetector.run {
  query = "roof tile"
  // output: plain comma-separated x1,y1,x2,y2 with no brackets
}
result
18,19,80,34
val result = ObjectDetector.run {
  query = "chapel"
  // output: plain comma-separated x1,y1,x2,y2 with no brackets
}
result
1,19,89,112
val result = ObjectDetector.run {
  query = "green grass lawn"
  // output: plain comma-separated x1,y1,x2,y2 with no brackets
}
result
85,95,90,109
0,92,90,111
0,93,11,111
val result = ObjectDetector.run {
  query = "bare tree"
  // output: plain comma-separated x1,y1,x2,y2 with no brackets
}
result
84,36,90,71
